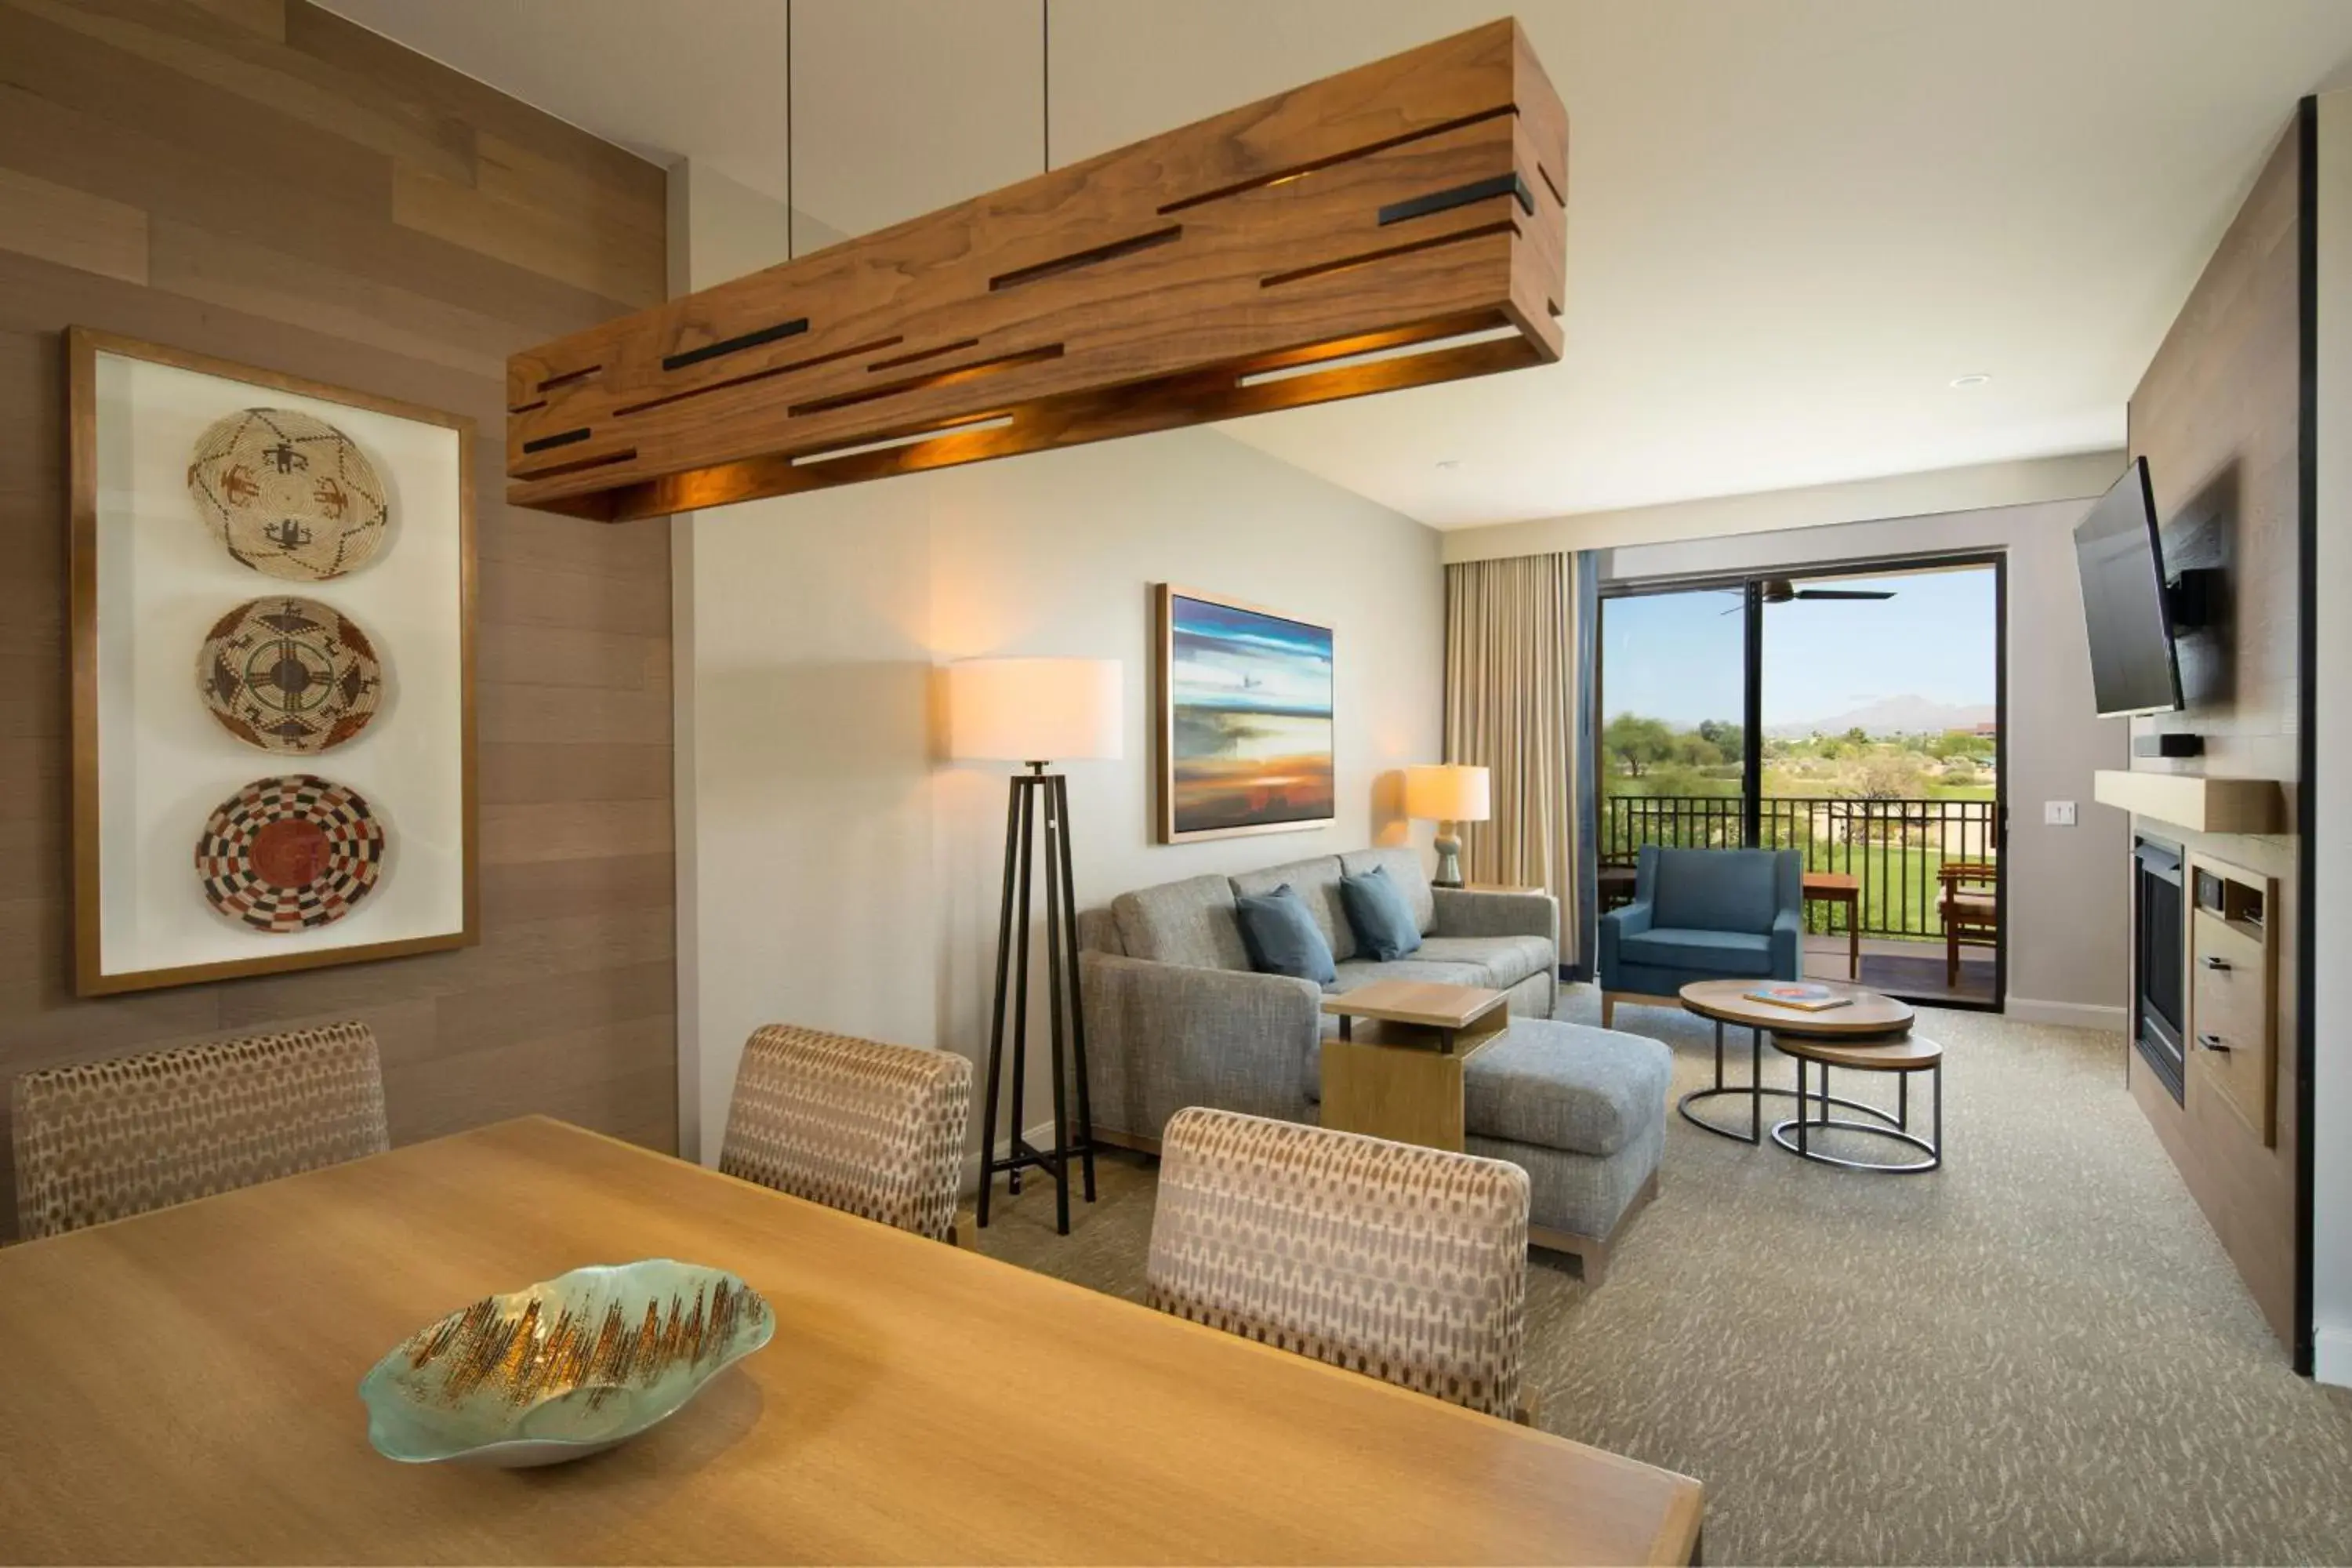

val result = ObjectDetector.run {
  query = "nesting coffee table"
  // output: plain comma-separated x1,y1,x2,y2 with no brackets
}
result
1676,978,1943,1174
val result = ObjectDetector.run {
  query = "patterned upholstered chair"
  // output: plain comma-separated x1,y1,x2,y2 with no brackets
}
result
719,1025,975,1244
11,1022,390,1241
1145,1106,1531,1420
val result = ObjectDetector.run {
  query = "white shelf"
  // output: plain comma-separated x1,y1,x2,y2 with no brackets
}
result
2092,769,2285,835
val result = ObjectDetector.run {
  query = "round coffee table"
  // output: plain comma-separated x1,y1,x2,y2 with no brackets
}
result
1675,979,1915,1147
1769,1033,1944,1174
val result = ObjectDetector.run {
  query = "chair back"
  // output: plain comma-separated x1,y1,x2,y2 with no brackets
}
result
720,1025,973,1242
1144,1106,1529,1417
1640,844,1801,933
12,1022,389,1240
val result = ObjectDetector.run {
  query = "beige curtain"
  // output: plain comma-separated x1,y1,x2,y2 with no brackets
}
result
1443,553,1581,963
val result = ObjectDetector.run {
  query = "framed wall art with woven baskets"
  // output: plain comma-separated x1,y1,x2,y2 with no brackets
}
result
67,328,477,996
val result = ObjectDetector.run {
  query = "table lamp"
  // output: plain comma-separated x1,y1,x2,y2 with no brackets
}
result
1404,764,1490,889
946,657,1123,1236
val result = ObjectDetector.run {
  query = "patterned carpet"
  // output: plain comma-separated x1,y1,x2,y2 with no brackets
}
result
976,986,2352,1566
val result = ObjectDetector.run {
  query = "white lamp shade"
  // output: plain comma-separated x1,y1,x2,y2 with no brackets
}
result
947,658,1124,762
1404,764,1490,822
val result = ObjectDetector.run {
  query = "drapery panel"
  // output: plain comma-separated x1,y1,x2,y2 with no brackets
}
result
1443,553,1583,970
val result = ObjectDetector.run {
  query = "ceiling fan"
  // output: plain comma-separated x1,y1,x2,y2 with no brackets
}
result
1718,579,1898,613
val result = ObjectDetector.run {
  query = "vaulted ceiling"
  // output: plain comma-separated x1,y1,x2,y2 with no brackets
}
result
320,0,2352,527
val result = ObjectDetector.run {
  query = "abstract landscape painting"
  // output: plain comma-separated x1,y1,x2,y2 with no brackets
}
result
1157,586,1334,841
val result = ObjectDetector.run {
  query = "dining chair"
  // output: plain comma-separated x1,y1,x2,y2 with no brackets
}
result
1144,1106,1531,1420
719,1025,974,1244
11,1021,390,1241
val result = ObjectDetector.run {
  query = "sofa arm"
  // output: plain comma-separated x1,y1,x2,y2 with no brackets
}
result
1596,898,1652,987
1080,953,1320,1142
1771,906,1804,979
1431,887,1558,948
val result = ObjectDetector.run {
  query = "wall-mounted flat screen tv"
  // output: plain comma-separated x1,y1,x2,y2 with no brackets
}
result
2074,456,2183,718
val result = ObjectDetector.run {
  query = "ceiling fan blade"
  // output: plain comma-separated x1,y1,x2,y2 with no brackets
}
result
1792,589,1896,601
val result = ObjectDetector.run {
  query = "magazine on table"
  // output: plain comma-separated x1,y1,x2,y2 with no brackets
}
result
1742,982,1853,1012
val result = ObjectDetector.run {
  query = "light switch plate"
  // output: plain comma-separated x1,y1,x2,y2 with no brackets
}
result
2045,800,2078,826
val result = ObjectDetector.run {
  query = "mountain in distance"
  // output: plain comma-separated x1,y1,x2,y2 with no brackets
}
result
1766,695,1996,738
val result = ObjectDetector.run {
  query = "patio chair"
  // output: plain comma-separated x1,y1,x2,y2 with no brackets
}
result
1937,861,1999,988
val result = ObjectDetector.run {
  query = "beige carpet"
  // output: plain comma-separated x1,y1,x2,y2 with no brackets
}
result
977,987,2352,1566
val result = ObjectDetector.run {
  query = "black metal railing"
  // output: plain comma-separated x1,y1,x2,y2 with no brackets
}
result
1600,793,1998,940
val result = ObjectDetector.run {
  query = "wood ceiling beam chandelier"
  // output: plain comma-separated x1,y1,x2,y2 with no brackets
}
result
503,18,1566,521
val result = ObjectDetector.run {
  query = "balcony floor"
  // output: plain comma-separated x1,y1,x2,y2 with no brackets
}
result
1800,931,1995,1007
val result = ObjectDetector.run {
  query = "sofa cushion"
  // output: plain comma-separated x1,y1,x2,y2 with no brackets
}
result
1338,848,1434,935
1232,857,1353,962
1328,956,1494,994
1339,865,1422,960
1111,874,1250,971
1650,847,1783,935
1465,1019,1671,1158
1620,926,1774,975
1414,934,1553,993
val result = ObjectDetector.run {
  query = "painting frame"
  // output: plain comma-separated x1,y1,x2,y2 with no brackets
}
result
67,327,479,996
1154,583,1337,844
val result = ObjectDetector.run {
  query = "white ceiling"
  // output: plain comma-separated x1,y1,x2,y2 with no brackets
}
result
320,0,2352,528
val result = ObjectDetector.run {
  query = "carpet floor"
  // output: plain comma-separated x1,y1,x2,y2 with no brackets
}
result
975,986,2352,1566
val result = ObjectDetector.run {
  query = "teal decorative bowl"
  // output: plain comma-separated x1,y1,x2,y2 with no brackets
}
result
358,1260,775,1467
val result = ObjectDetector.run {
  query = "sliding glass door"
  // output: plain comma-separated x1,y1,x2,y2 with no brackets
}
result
1598,557,2005,1008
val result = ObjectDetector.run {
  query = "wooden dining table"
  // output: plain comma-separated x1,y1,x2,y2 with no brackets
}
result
0,1116,1703,1566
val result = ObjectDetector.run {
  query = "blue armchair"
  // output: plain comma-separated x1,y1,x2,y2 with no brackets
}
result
1597,846,1803,1025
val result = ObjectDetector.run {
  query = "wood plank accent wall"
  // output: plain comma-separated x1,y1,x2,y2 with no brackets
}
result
0,0,676,1238
2125,118,2304,1352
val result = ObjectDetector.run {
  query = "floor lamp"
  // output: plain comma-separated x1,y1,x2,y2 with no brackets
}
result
948,657,1122,1236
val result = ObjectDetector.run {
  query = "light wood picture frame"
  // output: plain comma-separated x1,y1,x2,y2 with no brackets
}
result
1154,583,1336,844
67,327,479,996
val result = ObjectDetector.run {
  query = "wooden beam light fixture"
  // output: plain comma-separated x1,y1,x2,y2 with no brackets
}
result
504,19,1567,521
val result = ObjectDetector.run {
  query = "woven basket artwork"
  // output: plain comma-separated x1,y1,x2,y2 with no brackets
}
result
195,774,386,933
198,596,383,754
187,407,388,580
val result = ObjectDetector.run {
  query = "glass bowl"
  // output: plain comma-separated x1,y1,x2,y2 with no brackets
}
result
358,1259,774,1467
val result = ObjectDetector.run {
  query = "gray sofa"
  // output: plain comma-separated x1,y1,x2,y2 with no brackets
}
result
1079,845,1669,1279
1078,847,1558,1142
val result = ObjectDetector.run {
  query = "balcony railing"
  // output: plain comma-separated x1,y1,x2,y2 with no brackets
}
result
1600,793,1998,940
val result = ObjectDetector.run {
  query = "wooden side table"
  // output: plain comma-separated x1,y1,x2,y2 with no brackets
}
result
1319,980,1508,1152
1802,871,1861,979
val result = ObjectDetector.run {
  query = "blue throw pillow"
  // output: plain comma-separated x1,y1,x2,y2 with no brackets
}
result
1340,863,1423,961
1234,884,1338,985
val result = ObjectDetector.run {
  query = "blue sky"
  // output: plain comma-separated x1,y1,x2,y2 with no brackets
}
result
1171,595,1334,717
1600,566,1997,728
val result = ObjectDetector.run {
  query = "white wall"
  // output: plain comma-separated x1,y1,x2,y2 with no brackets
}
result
670,166,1443,1165
2310,89,2351,1390
1446,452,2125,561
1602,499,2131,1025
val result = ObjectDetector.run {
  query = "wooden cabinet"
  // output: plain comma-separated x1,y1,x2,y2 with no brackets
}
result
2187,855,2278,1145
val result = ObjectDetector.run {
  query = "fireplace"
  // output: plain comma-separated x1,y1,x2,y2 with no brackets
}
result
2132,836,2186,1104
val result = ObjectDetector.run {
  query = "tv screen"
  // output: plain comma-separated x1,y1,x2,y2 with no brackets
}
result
2074,456,2182,718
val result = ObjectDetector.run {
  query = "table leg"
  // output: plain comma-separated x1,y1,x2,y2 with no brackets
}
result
1847,897,1860,980
1899,1070,1909,1131
1795,1058,1809,1158
1933,1062,1944,1170
1338,1014,1351,1043
1751,1026,1762,1142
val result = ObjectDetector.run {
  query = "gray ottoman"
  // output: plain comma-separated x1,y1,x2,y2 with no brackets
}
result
1462,1017,1670,1283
